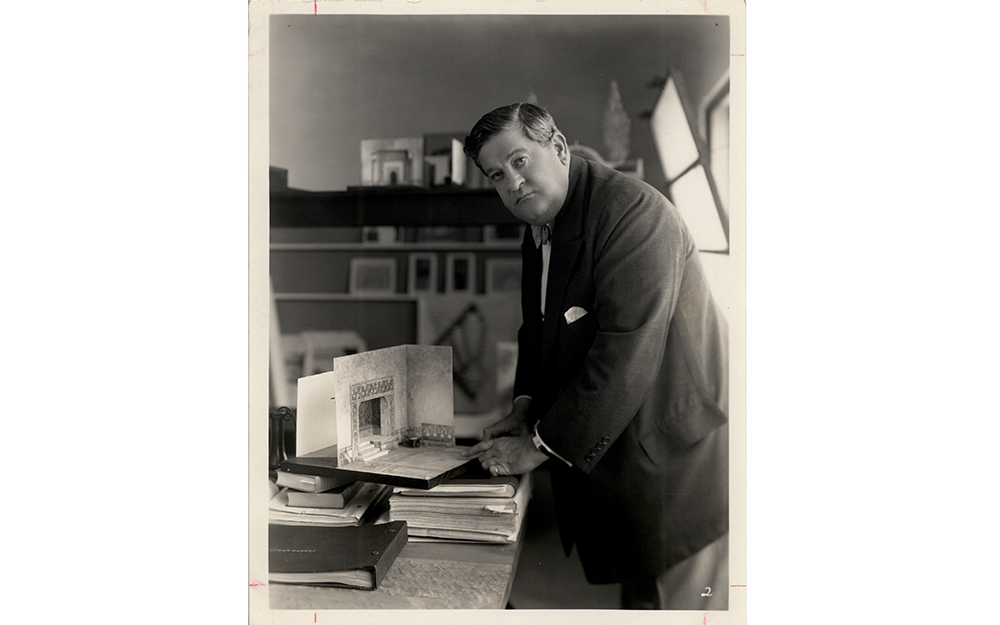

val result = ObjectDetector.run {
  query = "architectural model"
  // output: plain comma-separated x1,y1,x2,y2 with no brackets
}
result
295,344,455,464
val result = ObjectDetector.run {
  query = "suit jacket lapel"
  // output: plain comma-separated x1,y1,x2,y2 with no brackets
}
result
540,157,588,366
521,229,542,317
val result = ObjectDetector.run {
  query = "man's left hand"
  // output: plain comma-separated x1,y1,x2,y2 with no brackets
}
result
466,435,547,476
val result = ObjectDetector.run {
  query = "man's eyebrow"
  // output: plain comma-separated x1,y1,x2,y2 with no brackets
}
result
483,148,527,176
504,148,526,162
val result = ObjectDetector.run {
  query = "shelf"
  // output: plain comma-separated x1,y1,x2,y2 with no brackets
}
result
269,241,521,252
272,293,420,302
270,187,517,228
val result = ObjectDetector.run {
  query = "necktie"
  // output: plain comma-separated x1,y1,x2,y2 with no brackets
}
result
529,224,552,316
531,224,551,248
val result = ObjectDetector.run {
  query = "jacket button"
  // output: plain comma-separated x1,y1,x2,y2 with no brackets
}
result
602,436,610,443
585,453,595,462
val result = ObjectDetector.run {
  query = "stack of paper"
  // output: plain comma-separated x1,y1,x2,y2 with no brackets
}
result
269,481,393,527
387,473,531,543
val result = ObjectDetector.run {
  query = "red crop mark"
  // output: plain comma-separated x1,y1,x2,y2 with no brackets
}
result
731,584,747,587
732,54,746,57
314,613,317,622
703,612,708,625
314,0,317,15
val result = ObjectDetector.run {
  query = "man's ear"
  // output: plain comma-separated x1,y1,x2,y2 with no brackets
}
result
552,132,570,165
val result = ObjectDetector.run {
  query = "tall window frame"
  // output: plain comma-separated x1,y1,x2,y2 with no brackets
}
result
650,68,730,254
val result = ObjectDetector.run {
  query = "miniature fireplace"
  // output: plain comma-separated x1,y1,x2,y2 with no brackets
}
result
349,376,396,461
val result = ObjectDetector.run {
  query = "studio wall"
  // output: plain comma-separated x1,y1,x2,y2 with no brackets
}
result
269,14,730,194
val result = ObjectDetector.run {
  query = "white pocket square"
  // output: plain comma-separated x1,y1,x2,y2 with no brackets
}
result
564,306,588,324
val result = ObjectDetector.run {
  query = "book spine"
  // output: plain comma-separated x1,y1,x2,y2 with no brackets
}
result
286,492,347,508
276,473,318,492
367,521,408,589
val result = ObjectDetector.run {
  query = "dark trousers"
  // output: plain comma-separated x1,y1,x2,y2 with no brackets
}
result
620,532,729,610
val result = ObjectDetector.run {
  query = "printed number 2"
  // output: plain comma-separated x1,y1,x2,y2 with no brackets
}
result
701,587,713,597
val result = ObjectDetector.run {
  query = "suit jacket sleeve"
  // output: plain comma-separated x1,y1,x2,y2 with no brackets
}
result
534,187,691,472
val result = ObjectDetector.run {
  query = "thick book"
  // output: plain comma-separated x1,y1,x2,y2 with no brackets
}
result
269,482,393,527
285,481,362,509
268,520,408,590
275,468,355,493
282,445,478,490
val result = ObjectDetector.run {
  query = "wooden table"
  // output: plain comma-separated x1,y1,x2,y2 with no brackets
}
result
269,530,525,609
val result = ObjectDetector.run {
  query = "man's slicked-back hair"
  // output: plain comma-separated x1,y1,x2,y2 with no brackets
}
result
464,103,560,172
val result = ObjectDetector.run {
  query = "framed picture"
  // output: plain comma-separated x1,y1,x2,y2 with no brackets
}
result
408,252,438,295
361,226,398,244
445,253,476,294
414,225,482,243
349,257,397,295
484,257,521,294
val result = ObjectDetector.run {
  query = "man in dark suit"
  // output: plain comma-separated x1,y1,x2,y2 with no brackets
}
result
462,103,729,610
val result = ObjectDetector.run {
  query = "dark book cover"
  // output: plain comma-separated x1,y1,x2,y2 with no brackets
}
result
281,446,478,490
268,520,408,590
394,475,519,498
279,445,342,476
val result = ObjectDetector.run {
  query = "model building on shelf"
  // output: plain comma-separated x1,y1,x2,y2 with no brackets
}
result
360,138,425,187
359,133,490,189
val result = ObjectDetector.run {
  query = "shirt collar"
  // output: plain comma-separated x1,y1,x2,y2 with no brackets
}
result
530,223,553,248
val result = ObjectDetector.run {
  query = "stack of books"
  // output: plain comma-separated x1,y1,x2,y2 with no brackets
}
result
387,472,531,543
269,468,393,527
268,469,407,591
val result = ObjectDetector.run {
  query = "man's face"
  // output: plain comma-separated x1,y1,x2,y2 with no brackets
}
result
477,127,570,227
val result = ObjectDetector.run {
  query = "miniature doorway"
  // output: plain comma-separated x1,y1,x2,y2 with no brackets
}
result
358,395,389,438
349,377,396,460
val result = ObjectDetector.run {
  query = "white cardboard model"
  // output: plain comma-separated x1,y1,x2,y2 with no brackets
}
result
294,370,339,457
295,344,455,465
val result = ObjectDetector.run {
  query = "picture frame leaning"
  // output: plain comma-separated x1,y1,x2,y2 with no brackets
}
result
349,257,397,296
445,253,476,295
408,252,438,295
